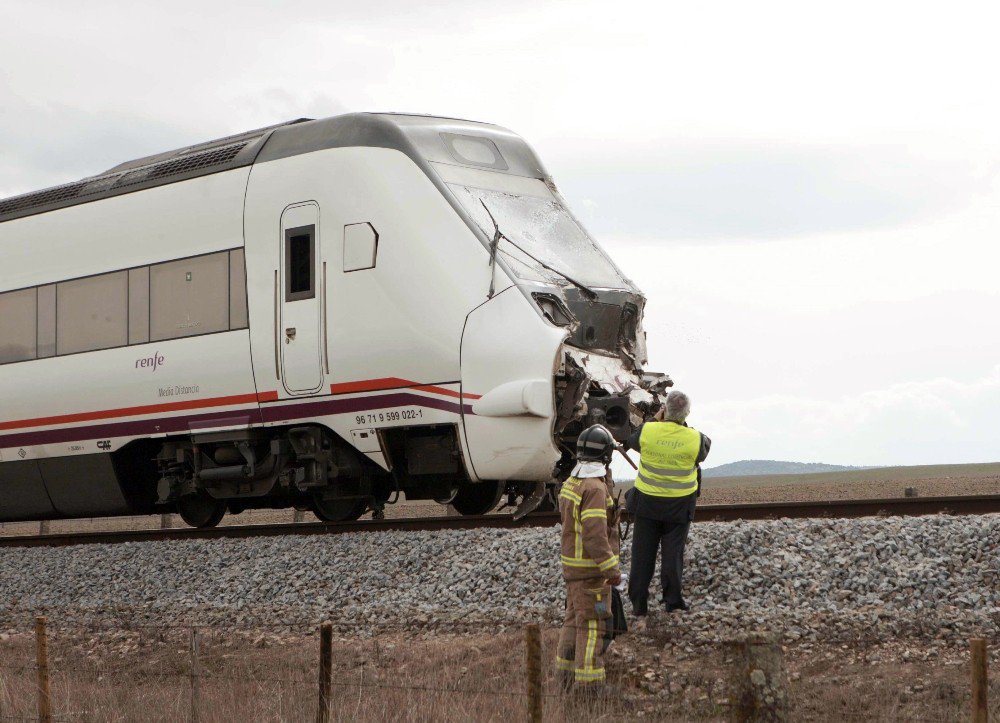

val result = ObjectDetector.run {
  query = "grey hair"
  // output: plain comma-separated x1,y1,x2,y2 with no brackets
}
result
664,390,691,422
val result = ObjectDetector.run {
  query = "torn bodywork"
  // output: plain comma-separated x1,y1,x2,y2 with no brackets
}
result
546,287,672,482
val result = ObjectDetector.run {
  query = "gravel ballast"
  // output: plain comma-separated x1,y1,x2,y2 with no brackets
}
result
0,515,996,642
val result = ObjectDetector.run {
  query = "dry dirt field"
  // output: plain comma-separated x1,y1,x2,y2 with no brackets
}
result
0,624,996,722
699,461,1000,505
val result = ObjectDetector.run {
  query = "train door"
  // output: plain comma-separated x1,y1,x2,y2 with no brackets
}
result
279,202,325,395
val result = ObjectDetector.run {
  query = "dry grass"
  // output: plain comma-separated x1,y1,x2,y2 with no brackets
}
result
698,461,1000,505
708,461,1000,488
0,625,997,722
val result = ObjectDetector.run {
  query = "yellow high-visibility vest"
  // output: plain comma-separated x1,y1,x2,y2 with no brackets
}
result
633,422,701,498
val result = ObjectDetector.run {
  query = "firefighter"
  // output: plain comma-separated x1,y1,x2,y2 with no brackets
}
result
625,390,710,627
555,424,622,693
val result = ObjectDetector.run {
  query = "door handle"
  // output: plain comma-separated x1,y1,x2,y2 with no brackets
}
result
285,327,297,343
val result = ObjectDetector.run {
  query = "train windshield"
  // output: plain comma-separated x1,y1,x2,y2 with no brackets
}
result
449,183,634,291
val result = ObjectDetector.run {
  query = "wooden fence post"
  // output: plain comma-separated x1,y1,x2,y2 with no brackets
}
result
35,616,51,723
729,631,788,722
317,622,333,723
971,638,988,723
525,623,542,723
190,628,201,723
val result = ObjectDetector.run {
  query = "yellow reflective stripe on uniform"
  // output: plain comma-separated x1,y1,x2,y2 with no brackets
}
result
555,657,574,671
561,554,618,570
584,619,598,675
560,488,582,504
597,555,620,571
561,480,586,559
641,461,697,476
560,555,598,568
636,471,698,490
580,508,607,520
575,619,605,683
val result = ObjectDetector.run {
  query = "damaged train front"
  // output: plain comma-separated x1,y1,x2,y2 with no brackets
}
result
530,284,673,513
445,161,671,515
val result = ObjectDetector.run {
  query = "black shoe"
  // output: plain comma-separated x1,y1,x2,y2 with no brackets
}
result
665,601,689,612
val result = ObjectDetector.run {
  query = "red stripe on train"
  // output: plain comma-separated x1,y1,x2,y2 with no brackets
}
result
0,391,276,433
0,380,478,434
329,378,481,400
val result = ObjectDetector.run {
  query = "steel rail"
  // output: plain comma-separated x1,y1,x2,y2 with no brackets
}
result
0,495,997,549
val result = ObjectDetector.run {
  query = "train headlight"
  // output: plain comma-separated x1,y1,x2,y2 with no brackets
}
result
531,293,574,327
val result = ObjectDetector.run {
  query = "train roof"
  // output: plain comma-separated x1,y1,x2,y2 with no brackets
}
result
0,113,545,224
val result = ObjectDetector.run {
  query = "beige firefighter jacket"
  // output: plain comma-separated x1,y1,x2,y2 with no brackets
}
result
559,472,621,582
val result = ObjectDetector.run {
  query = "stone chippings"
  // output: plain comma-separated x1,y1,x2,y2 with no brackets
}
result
0,515,996,642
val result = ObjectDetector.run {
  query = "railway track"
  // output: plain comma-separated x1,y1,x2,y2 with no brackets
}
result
1,494,997,549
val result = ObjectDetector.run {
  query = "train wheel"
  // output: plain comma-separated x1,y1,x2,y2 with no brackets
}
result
177,493,226,528
451,481,505,516
310,495,368,522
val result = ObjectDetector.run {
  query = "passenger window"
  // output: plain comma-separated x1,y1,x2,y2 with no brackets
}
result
37,285,56,358
128,267,150,345
57,272,128,355
149,252,229,342
285,226,315,301
0,288,37,364
229,249,249,329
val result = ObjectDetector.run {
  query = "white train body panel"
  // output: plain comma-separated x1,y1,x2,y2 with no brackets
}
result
0,170,254,454
0,113,666,523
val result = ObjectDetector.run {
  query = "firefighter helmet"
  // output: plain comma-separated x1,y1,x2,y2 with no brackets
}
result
576,424,616,462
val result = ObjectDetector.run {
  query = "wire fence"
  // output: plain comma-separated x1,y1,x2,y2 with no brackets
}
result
0,615,995,722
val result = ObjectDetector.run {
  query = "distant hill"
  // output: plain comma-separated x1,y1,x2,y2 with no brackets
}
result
702,459,869,478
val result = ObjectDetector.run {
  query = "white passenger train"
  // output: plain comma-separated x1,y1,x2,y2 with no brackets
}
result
0,114,670,527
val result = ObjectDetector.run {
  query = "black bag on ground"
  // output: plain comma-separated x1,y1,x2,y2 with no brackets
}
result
611,587,628,637
601,587,629,653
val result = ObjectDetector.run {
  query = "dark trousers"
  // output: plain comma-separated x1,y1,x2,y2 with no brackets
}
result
627,514,690,615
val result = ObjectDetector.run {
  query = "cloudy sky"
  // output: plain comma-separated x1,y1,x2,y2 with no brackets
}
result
2,0,999,468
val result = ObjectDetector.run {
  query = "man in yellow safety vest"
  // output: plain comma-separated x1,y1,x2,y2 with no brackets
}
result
624,390,711,625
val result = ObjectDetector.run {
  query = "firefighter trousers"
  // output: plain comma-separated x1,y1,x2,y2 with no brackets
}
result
556,579,612,685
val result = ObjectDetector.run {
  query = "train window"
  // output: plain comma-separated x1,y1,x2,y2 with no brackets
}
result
441,133,508,171
128,267,150,345
150,252,229,342
285,226,315,301
57,272,128,355
37,285,56,358
229,249,249,329
343,222,379,272
0,288,37,364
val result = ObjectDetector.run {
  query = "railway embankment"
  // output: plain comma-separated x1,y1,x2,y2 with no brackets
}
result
0,514,996,643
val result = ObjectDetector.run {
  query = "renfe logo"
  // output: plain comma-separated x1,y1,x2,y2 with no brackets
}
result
136,352,165,372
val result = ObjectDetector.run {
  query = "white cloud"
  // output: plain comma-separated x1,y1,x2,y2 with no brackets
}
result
696,367,1000,466
3,0,1000,468
554,138,987,240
